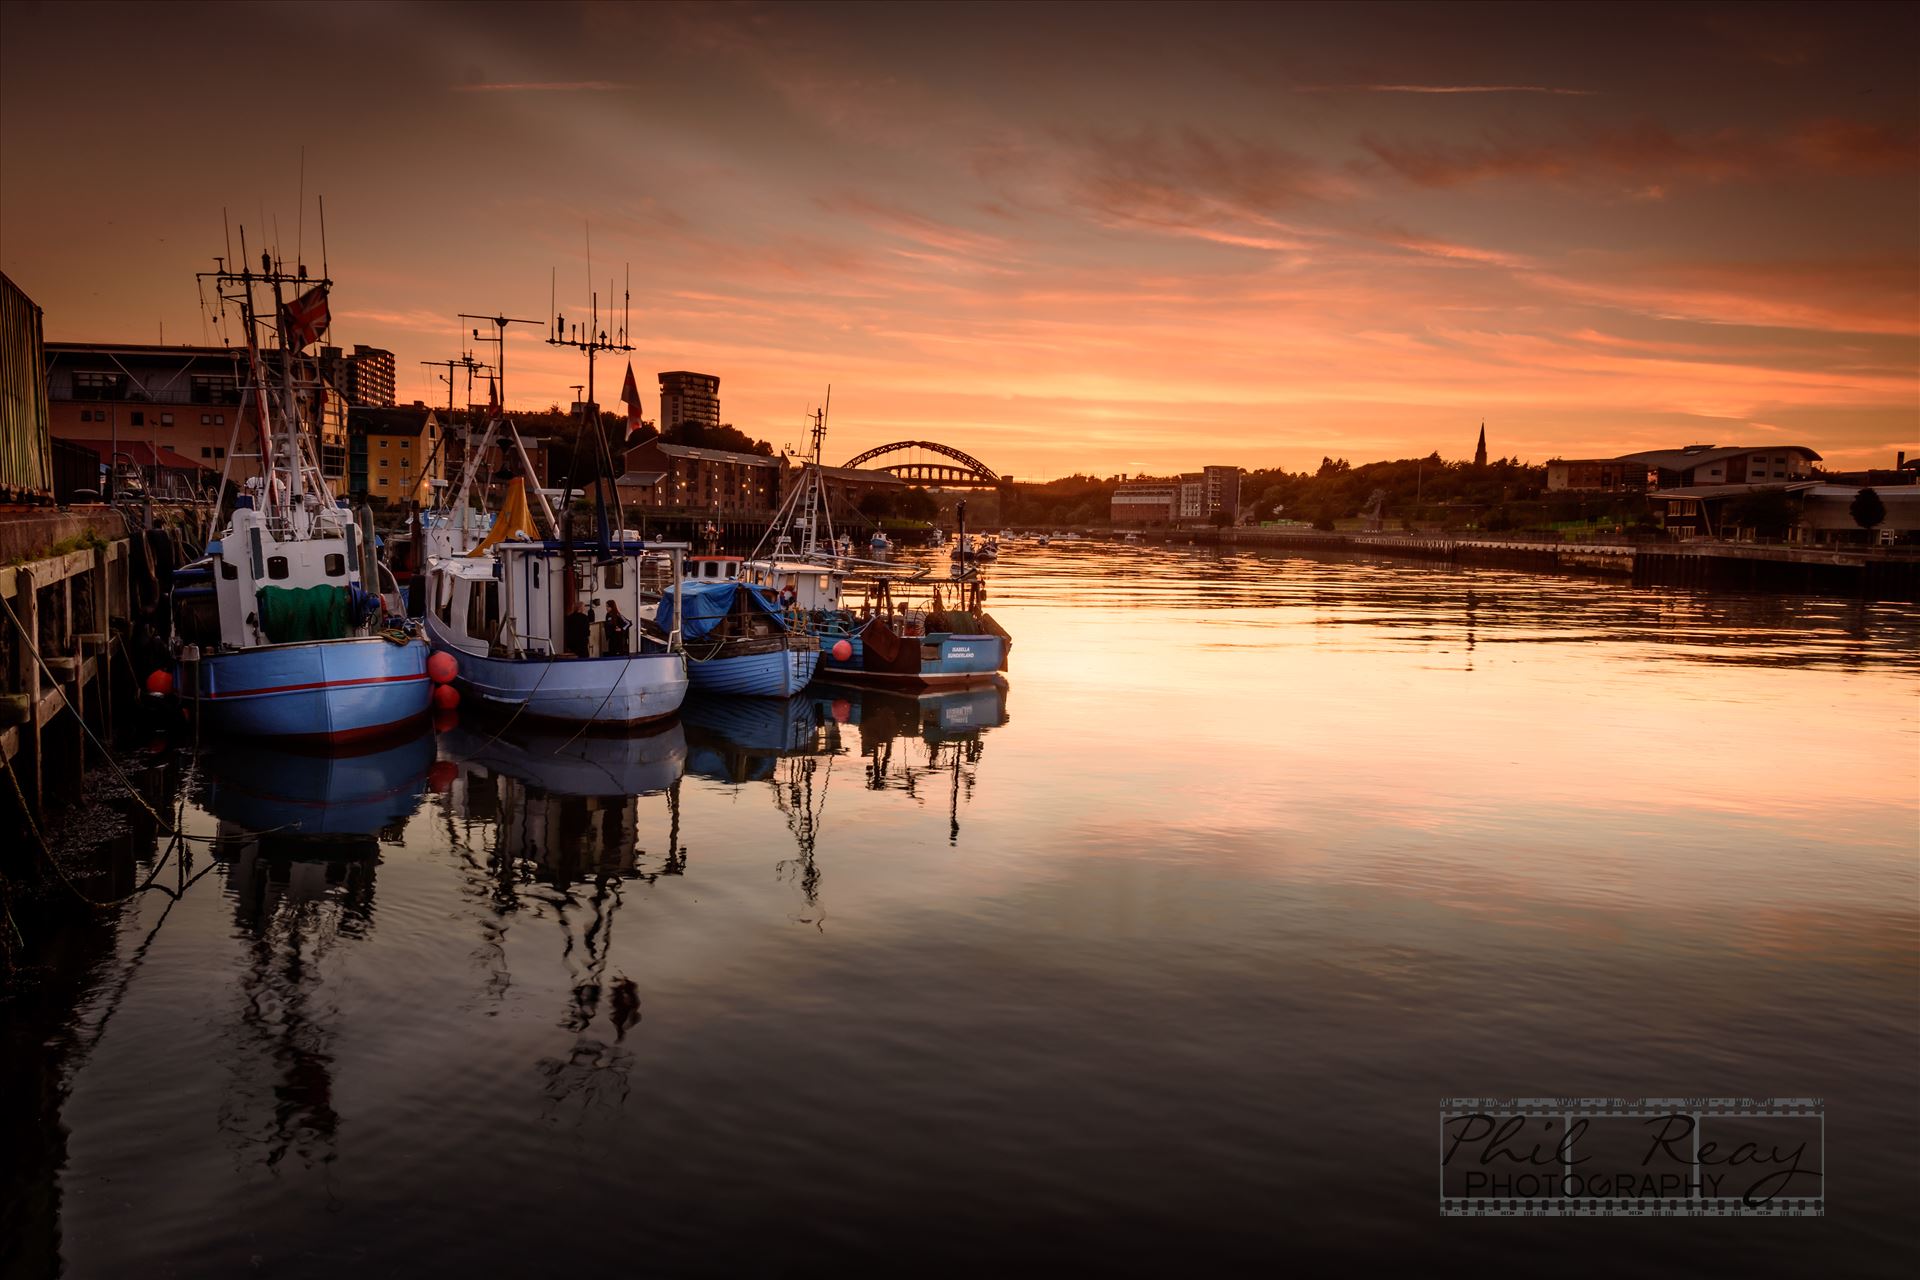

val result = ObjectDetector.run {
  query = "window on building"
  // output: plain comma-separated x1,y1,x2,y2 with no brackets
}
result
201,447,212,458
201,414,212,425
131,411,144,426
213,447,224,459
190,375,238,405
214,414,225,425
79,410,92,422
379,439,388,448
75,371,125,399
266,556,290,580
161,413,173,425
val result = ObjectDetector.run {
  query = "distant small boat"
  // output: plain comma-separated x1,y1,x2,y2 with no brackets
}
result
870,530,892,553
1124,532,1141,543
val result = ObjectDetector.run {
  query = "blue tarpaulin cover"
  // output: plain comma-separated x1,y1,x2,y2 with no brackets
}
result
656,580,788,640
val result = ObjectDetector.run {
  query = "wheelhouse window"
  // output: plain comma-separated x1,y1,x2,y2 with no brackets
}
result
603,562,623,589
266,556,290,580
220,559,237,580
324,554,346,577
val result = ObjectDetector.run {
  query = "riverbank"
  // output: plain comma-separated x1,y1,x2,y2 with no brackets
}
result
1124,526,1920,601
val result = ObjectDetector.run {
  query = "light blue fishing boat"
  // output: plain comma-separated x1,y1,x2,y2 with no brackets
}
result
169,252,431,744
662,580,820,697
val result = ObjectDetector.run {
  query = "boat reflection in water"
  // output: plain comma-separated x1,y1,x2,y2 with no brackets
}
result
190,729,435,1170
683,693,845,926
435,717,688,886
435,717,689,1112
196,727,436,856
818,680,1008,844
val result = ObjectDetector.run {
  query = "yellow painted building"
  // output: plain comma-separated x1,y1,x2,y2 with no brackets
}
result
349,404,441,505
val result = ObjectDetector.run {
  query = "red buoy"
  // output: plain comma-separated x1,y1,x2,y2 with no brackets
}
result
427,651,458,685
831,639,853,662
427,760,458,791
432,708,460,734
831,698,852,723
145,669,174,696
431,683,461,711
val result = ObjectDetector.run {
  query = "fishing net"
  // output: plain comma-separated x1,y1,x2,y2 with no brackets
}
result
256,584,351,643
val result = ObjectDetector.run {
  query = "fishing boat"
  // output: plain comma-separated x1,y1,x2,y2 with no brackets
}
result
741,403,872,673
837,504,1010,687
421,295,694,727
662,579,820,696
869,530,892,553
423,479,691,725
170,248,432,743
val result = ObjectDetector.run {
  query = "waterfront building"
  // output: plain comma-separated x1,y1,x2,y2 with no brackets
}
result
618,438,782,514
1178,473,1205,520
45,343,259,484
1110,480,1179,526
1545,458,1649,492
658,371,721,433
348,403,440,505
1203,464,1242,521
1654,480,1917,544
1549,443,1821,492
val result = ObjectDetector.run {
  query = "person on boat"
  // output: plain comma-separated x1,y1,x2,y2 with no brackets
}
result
778,582,798,614
602,600,633,656
564,600,592,658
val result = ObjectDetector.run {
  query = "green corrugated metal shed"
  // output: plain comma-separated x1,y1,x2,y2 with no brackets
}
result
1,272,54,502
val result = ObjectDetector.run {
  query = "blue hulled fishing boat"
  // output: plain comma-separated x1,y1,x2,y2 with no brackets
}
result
662,580,819,697
170,249,431,743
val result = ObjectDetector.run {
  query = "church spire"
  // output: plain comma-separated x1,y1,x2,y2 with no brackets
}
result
1474,421,1488,468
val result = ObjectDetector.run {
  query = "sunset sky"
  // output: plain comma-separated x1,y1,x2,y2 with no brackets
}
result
3,1,1915,478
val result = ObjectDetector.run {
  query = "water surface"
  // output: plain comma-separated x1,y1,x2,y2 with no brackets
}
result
22,544,1920,1275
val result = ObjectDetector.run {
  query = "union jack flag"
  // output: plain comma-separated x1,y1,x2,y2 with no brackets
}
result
281,284,329,349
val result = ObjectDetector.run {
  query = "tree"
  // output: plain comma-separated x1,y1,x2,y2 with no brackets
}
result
896,487,938,522
1851,487,1886,534
857,491,896,521
1727,486,1797,540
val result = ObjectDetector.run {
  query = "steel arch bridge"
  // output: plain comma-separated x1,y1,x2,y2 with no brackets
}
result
841,440,1002,488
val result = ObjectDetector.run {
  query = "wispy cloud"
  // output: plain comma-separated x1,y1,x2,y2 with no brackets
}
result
1298,84,1596,96
453,81,631,93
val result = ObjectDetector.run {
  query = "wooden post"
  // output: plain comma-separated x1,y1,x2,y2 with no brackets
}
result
12,567,40,814
93,543,113,741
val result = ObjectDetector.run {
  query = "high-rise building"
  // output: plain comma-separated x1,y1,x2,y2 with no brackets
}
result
658,371,720,432
350,345,396,407
1202,465,1241,521
320,344,397,407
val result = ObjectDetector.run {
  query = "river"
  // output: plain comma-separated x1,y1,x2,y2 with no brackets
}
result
16,542,1920,1276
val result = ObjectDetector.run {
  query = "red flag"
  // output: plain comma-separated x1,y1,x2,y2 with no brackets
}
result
620,361,643,433
487,374,501,417
281,284,329,349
